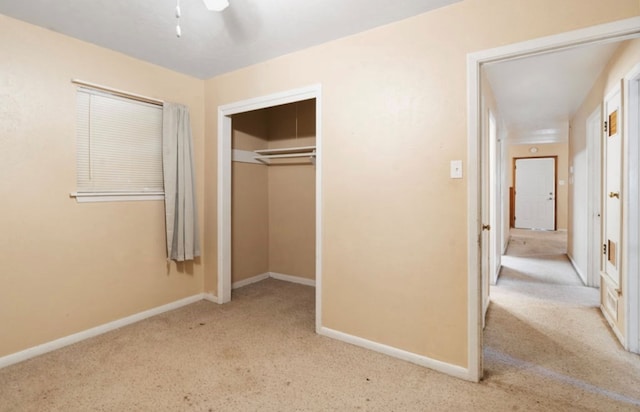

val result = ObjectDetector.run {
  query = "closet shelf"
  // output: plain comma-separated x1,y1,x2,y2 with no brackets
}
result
253,145,316,165
253,145,316,155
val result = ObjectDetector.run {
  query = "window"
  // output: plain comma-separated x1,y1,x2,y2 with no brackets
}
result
74,87,164,202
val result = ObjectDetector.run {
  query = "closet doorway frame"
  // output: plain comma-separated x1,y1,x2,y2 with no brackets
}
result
216,84,323,332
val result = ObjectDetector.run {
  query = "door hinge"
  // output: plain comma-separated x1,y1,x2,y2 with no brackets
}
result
604,121,608,133
603,243,607,255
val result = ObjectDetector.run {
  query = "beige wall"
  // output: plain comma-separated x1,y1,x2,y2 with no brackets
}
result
203,0,640,367
508,143,569,230
3,0,639,370
569,38,640,338
231,101,316,282
231,111,270,283
0,15,205,357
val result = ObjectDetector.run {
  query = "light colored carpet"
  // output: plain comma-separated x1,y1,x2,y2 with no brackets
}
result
1,232,639,410
484,229,640,411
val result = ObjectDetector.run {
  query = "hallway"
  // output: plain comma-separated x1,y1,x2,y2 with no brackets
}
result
483,229,640,409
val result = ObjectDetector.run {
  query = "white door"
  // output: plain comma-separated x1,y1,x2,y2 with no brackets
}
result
514,157,555,230
603,87,622,286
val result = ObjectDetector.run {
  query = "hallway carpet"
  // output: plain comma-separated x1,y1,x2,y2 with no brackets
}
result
1,232,639,410
484,229,640,410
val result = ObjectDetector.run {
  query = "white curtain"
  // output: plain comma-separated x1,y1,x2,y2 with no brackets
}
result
162,103,200,261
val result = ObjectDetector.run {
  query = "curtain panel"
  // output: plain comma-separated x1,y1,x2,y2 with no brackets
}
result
162,103,200,261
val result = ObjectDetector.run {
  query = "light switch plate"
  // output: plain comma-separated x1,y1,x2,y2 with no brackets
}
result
450,160,463,179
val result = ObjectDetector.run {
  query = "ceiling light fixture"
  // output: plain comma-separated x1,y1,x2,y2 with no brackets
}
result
203,0,229,12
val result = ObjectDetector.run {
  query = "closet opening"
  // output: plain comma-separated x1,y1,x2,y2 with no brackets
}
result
217,85,322,332
232,99,316,286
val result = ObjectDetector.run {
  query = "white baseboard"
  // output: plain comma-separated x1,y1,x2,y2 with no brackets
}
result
318,327,472,381
232,273,270,289
269,272,316,287
203,293,219,303
567,254,587,285
0,293,209,369
232,272,316,289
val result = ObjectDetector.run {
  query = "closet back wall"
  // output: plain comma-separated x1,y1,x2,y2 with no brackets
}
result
268,100,316,281
231,100,316,285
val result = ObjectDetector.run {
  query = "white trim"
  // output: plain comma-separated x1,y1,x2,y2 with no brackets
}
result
319,327,471,381
568,253,588,286
232,273,271,289
0,294,207,369
70,192,164,203
216,85,323,337
232,149,263,164
467,48,482,383
217,105,232,304
231,272,316,290
270,272,316,287
624,63,640,353
467,16,640,381
483,295,491,326
203,293,219,303
587,105,603,289
602,304,625,344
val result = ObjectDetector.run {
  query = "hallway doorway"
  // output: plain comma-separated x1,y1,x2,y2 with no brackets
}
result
468,17,640,380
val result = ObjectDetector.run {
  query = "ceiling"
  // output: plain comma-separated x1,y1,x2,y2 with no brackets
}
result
484,41,622,145
1,0,630,145
0,0,460,79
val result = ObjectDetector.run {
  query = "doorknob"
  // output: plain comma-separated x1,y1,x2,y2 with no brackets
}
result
482,224,491,231
609,192,620,199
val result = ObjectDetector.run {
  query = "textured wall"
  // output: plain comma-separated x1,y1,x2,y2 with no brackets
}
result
0,14,206,357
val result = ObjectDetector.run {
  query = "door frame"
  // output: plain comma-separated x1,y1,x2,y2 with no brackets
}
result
512,156,558,231
587,106,602,288
216,84,323,333
624,63,640,353
467,17,640,381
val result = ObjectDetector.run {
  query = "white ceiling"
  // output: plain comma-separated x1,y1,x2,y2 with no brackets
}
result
484,41,622,145
2,0,629,144
0,0,460,79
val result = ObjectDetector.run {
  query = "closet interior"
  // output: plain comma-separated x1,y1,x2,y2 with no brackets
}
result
231,98,316,290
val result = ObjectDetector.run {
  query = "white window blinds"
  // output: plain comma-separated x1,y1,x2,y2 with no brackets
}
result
76,88,163,194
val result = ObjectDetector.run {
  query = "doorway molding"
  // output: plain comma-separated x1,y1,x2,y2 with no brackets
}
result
216,84,323,333
587,106,602,288
624,63,640,353
467,17,640,381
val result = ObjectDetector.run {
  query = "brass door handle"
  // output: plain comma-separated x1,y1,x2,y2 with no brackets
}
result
609,192,620,199
482,224,491,231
